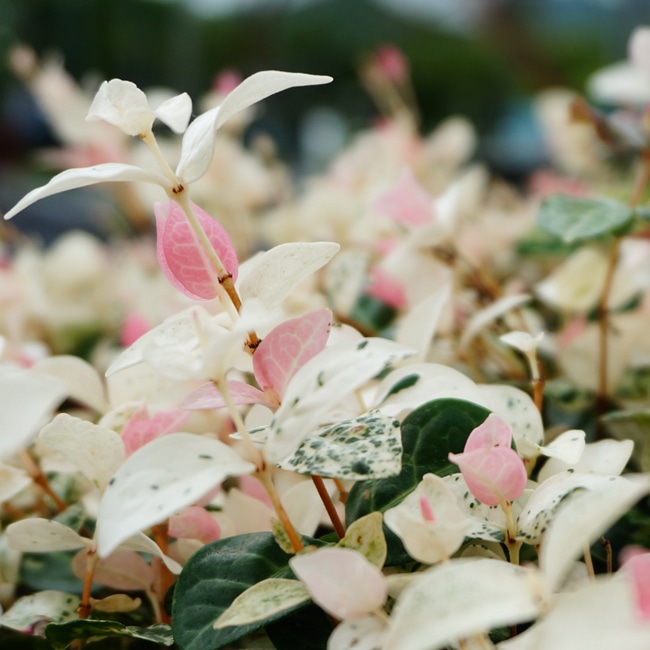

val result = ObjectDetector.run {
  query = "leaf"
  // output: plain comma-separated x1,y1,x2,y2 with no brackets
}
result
71,548,155,592
181,380,272,411
176,71,331,184
265,603,333,650
254,309,332,398
213,579,310,629
538,194,634,243
3,163,167,220
540,474,650,592
172,532,314,650
384,559,543,650
39,413,125,491
289,547,387,620
337,512,387,569
96,433,255,558
346,399,491,565
277,411,402,480
0,462,31,504
0,591,80,633
32,355,108,413
155,200,239,301
6,519,87,553
237,242,340,311
0,367,66,459
45,620,173,649
266,338,415,465
327,615,387,650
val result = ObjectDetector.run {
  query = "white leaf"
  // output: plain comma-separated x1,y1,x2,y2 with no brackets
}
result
120,531,182,574
281,480,325,537
6,519,88,553
0,463,31,503
516,471,620,545
539,429,586,464
266,338,415,464
474,384,544,457
96,433,255,558
39,413,125,491
86,79,154,135
213,578,310,629
0,590,80,632
384,559,544,650
154,92,192,133
541,474,650,592
327,615,387,650
4,163,167,220
177,70,331,184
0,367,66,459
33,355,108,414
237,242,340,310
277,411,402,479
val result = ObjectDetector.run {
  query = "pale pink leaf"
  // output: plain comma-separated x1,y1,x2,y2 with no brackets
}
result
448,447,527,507
372,168,432,226
121,404,189,456
169,506,221,543
365,267,407,309
180,380,273,410
621,547,650,621
155,200,238,301
120,312,152,347
253,309,332,398
464,413,513,453
72,548,154,592
289,547,387,620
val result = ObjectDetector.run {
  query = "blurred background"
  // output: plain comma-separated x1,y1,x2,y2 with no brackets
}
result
0,0,648,240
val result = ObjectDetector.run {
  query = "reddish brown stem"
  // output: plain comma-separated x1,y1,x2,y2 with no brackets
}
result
333,478,348,505
152,523,173,623
19,449,68,512
311,475,346,539
78,545,99,619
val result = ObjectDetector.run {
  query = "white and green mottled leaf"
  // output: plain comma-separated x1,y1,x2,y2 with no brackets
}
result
276,410,402,479
96,433,254,558
213,578,309,629
0,590,80,632
338,512,387,569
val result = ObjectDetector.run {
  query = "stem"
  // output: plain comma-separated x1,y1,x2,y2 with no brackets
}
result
333,478,348,505
584,543,595,580
501,500,521,565
311,475,345,539
257,467,304,553
19,449,68,513
532,377,544,413
151,523,173,623
600,536,613,574
78,541,99,619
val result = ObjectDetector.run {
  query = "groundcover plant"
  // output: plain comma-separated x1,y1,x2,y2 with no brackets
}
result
2,28,650,650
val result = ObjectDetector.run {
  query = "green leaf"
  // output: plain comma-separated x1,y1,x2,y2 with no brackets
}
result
345,399,491,564
214,579,310,629
277,410,402,479
538,194,633,243
172,532,317,650
45,620,173,649
265,602,333,650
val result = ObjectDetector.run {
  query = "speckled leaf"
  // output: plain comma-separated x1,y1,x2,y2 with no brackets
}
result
516,471,621,545
384,559,542,650
213,579,309,629
267,338,415,465
45,620,173,649
172,532,317,650
538,194,633,243
346,399,491,564
276,410,402,480
328,615,387,650
96,433,255,558
39,413,125,491
237,242,340,310
0,591,80,633
6,519,87,553
338,512,387,568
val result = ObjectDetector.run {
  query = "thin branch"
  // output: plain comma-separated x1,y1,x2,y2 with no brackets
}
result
311,475,345,539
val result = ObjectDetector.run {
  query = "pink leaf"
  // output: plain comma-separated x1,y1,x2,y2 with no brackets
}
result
365,267,407,309
253,309,332,399
72,549,154,592
168,506,221,543
448,447,527,507
289,547,387,620
464,413,513,453
120,312,152,347
155,200,238,301
621,546,650,621
122,404,189,456
180,380,274,410
371,168,432,226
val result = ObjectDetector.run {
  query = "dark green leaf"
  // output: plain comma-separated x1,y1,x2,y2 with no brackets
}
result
345,398,491,564
350,294,397,332
45,620,172,649
172,532,316,650
265,602,332,650
538,194,633,243
20,552,85,594
0,631,53,649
